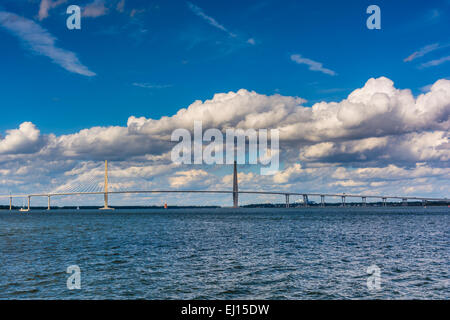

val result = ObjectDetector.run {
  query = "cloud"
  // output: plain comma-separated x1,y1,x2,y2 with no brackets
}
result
187,2,236,38
299,131,449,164
284,77,449,142
290,54,336,76
0,77,449,200
420,55,450,68
317,87,348,94
331,163,449,181
273,163,305,184
300,142,338,160
420,84,433,92
116,0,125,13
130,8,146,18
246,38,256,45
222,172,256,185
132,83,172,89
1,76,448,164
50,126,168,160
404,43,440,62
83,0,108,18
169,169,210,188
0,11,96,76
108,163,178,179
426,9,441,22
127,89,306,136
0,122,45,155
330,180,365,187
38,0,67,21
128,77,450,146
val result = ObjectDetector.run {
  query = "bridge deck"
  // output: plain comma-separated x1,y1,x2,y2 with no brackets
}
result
0,190,447,202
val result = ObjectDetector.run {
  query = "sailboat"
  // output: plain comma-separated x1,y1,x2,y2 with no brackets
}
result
19,198,29,212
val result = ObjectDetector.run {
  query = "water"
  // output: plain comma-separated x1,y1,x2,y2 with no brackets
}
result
0,207,448,299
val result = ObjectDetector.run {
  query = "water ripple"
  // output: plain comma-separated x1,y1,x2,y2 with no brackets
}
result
0,207,448,299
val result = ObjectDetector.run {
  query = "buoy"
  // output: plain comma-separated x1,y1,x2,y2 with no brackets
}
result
164,203,168,209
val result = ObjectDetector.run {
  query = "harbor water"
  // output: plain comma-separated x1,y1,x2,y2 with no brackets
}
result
0,207,448,299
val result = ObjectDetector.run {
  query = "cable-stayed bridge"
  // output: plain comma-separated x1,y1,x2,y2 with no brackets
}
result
1,161,448,211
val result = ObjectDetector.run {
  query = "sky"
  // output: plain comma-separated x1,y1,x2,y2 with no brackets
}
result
0,0,449,206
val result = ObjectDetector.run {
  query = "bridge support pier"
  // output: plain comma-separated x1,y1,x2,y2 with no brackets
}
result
27,196,30,211
100,193,114,210
320,195,325,207
341,196,346,207
285,194,289,208
303,194,308,207
382,197,387,207
9,196,12,211
402,198,408,206
362,197,366,207
47,196,51,210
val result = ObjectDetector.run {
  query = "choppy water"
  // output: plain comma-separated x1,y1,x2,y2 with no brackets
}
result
0,207,449,299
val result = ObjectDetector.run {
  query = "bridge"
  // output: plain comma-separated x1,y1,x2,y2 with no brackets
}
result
1,161,448,211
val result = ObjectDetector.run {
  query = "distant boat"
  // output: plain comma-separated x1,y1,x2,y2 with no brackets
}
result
77,206,80,210
19,199,28,212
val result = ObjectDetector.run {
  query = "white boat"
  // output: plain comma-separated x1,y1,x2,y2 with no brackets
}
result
19,198,29,212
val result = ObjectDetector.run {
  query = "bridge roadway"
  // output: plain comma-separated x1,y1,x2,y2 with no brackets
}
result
0,190,448,211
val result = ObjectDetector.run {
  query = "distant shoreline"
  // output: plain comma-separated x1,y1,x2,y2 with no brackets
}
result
1,201,448,210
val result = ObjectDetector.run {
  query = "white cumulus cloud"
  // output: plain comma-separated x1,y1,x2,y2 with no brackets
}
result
0,77,449,200
0,122,44,155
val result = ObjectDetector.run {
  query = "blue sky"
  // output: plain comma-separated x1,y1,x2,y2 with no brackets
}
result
0,0,449,205
1,0,449,134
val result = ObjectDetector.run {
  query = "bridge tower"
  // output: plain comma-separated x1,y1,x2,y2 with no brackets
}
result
100,160,114,210
233,161,238,208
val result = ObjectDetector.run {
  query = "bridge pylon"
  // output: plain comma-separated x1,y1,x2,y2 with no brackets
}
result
100,160,114,210
233,161,238,208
